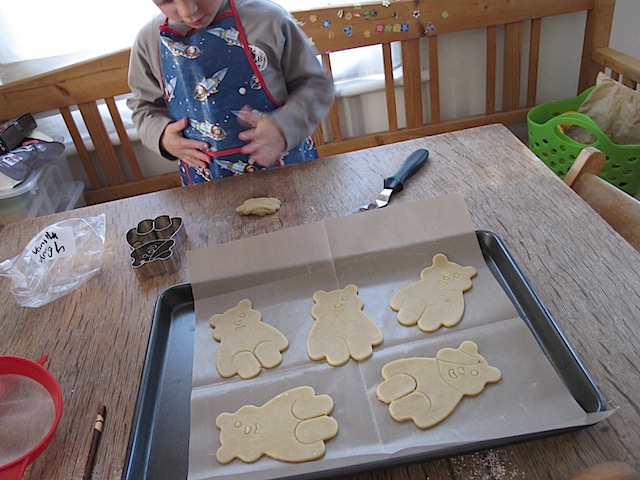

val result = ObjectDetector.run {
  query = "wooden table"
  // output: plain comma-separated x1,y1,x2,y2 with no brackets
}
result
1,124,638,479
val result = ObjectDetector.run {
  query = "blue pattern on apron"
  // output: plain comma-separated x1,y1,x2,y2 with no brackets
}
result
159,0,317,184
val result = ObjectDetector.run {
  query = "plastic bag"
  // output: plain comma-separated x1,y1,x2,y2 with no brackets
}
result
0,214,106,308
573,72,640,145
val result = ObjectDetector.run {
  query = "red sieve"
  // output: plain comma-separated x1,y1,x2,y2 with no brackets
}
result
0,354,63,480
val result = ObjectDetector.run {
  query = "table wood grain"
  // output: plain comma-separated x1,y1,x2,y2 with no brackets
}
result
1,125,638,480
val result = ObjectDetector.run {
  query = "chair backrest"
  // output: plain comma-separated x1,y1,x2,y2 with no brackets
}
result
0,50,181,205
293,0,620,157
565,147,640,252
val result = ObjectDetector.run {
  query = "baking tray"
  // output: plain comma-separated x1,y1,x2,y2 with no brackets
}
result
123,230,604,480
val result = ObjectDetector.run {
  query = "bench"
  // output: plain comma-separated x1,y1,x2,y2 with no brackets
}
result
1,0,638,205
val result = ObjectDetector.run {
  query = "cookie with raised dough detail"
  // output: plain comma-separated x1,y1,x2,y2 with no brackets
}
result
376,341,501,429
390,253,477,332
307,284,383,366
215,386,339,464
236,197,281,216
209,299,288,379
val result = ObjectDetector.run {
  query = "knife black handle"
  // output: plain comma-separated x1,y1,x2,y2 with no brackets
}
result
383,149,430,193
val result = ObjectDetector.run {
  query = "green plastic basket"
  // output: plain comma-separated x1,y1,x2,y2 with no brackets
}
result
527,86,640,196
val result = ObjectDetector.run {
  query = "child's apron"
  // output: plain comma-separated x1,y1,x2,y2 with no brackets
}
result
159,0,317,184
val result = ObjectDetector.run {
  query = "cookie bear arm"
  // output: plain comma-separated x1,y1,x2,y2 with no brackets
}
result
266,387,338,463
390,286,428,326
377,372,417,403
392,393,458,429
295,416,338,445
253,324,289,369
291,387,335,419
307,331,351,366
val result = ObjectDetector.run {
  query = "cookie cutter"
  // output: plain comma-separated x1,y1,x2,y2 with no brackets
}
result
126,215,187,281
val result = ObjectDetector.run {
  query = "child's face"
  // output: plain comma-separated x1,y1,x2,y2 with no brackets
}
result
153,0,224,29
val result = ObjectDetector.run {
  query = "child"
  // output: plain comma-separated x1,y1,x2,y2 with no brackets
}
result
127,0,334,184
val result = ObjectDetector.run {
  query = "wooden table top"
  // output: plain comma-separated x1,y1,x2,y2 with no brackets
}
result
1,124,638,480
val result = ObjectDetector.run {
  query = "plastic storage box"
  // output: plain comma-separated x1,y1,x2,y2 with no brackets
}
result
0,155,85,227
527,86,640,196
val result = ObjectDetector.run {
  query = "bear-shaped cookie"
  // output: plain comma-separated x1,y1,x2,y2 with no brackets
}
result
215,386,339,464
307,284,383,366
390,253,477,332
209,299,288,379
376,341,501,429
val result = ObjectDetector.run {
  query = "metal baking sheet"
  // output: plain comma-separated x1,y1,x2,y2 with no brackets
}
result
123,230,604,480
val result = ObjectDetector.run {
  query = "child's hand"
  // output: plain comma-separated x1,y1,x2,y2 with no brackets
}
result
236,107,286,167
161,117,211,169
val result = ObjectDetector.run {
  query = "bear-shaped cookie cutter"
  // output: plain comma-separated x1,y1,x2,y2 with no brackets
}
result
126,215,187,281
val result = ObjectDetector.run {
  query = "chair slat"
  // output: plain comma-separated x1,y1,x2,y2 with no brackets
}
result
311,124,325,148
78,101,127,186
60,106,102,190
526,18,542,107
321,53,342,143
105,97,144,181
578,0,616,93
427,36,440,124
486,26,497,115
502,21,523,111
402,38,423,129
382,43,399,132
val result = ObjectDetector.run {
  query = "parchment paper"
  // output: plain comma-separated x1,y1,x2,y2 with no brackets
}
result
186,192,610,480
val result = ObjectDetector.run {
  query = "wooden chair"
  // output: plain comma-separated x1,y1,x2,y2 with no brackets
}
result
564,147,640,252
0,50,181,205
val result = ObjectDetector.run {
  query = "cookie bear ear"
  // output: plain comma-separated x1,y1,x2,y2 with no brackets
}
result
486,365,502,383
237,298,253,310
313,290,328,303
437,341,483,364
459,340,479,356
344,284,359,295
215,411,233,429
209,313,221,328
432,253,449,267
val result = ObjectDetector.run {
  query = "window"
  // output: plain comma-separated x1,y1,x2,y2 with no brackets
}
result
0,1,158,64
0,0,350,64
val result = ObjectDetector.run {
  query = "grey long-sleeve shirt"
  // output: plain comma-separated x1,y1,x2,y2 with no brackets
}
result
127,0,334,158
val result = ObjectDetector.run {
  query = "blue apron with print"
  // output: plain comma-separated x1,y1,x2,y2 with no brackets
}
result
158,0,317,184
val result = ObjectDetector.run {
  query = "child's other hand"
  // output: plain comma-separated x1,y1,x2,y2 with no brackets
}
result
237,107,286,167
161,117,211,169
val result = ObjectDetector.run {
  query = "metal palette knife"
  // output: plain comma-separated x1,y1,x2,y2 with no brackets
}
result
350,149,430,214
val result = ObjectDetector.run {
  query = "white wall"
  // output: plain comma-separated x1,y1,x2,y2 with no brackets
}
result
611,0,640,58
